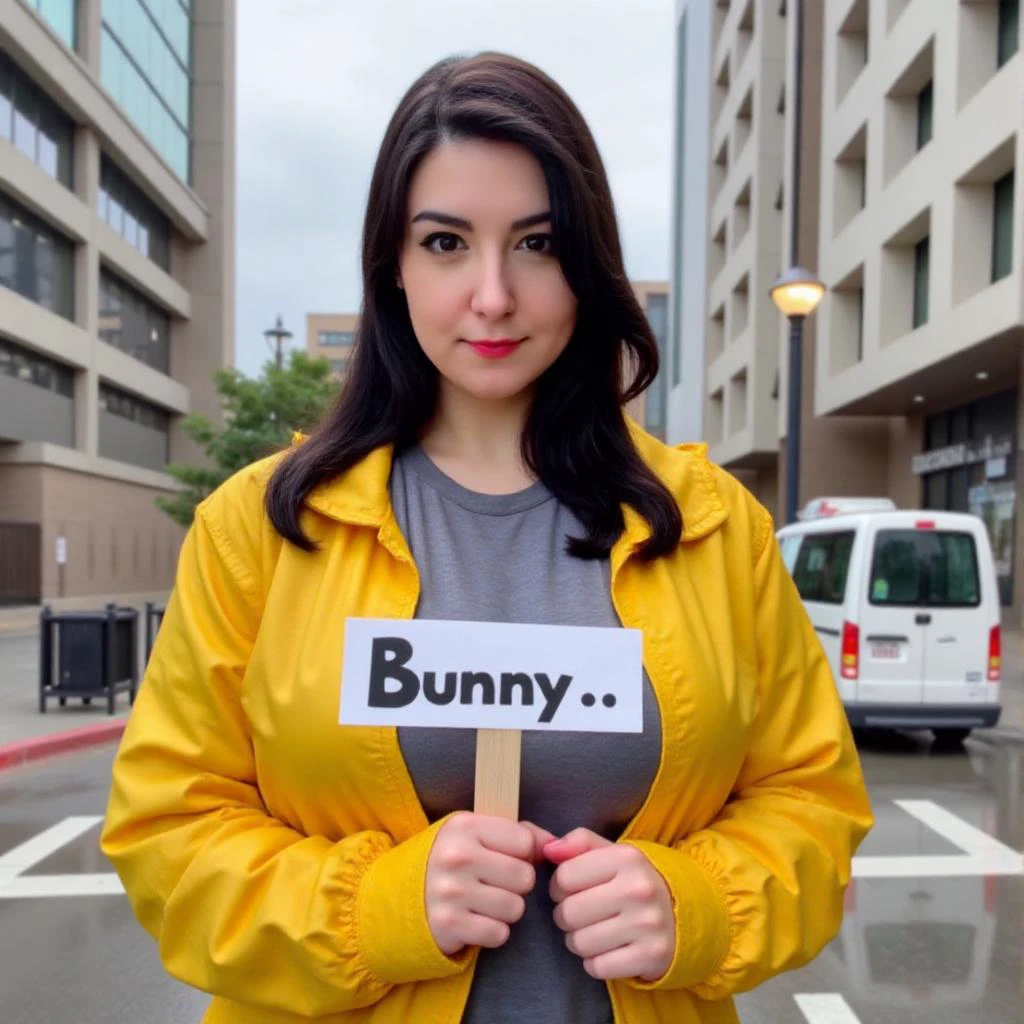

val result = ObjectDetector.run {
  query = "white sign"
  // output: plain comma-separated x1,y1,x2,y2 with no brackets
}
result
339,618,644,733
55,537,67,565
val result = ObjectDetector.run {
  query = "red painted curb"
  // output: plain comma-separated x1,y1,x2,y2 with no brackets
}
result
0,720,126,772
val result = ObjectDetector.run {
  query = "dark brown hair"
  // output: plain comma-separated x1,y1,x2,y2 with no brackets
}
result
267,52,681,559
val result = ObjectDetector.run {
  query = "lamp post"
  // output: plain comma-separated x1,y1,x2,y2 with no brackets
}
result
770,266,825,524
264,315,292,371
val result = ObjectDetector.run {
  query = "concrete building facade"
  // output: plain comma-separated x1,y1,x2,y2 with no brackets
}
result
0,0,235,604
306,312,359,381
671,0,1024,617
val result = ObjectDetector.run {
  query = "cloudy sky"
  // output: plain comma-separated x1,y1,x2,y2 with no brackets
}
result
235,0,675,376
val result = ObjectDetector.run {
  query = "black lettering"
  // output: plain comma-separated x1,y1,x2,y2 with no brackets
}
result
367,637,419,709
500,672,534,707
423,670,457,706
460,671,496,706
534,673,572,724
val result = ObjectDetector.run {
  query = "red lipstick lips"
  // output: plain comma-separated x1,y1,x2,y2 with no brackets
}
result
465,338,524,359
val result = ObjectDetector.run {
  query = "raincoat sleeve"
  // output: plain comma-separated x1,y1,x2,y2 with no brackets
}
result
100,491,470,1018
622,503,874,997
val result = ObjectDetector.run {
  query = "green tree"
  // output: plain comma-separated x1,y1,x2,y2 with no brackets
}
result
157,351,341,528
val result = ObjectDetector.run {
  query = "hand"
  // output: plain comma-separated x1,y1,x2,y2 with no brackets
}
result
426,814,554,955
545,828,675,982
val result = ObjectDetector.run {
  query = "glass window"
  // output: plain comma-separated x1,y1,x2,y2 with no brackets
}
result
791,531,855,604
0,58,12,142
926,412,949,450
99,156,171,269
992,170,1014,283
998,0,1019,68
0,189,74,319
100,382,170,430
0,335,73,396
0,51,74,187
317,330,355,347
916,81,933,151
913,236,930,328
99,269,170,373
100,1,192,183
870,530,980,607
24,0,77,50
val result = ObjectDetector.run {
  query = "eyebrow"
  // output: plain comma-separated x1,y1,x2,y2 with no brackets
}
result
410,210,552,231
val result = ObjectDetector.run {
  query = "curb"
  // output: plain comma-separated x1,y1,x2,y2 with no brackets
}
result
0,720,127,772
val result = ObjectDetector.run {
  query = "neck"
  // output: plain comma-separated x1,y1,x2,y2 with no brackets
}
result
419,383,535,493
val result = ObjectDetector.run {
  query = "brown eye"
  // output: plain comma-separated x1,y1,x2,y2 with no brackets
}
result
421,232,465,254
519,233,553,255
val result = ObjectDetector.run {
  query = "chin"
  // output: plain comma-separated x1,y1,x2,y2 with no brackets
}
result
450,368,538,403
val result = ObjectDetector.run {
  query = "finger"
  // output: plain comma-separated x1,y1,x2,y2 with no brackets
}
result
552,882,621,932
475,850,536,895
473,817,535,860
566,917,629,960
466,882,526,925
519,821,558,863
584,944,652,982
544,827,613,865
457,911,512,950
550,846,622,902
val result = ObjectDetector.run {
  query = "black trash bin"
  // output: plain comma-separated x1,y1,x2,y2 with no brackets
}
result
39,604,139,715
145,602,165,665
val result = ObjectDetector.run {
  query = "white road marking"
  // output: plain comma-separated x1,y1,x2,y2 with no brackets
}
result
853,800,1023,878
0,873,124,897
0,816,102,884
795,994,863,1023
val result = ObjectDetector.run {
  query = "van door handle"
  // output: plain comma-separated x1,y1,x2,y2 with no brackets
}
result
915,613,932,626
865,634,909,643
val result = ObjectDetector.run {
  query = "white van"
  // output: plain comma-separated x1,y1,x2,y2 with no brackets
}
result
776,498,1002,742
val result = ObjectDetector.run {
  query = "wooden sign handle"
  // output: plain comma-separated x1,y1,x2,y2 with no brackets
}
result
474,729,522,818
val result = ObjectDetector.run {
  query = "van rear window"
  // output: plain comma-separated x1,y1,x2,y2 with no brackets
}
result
869,530,980,607
791,531,855,604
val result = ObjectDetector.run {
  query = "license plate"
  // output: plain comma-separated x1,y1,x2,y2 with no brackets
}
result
871,643,902,661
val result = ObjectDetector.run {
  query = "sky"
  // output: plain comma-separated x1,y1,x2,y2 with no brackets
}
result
235,0,676,377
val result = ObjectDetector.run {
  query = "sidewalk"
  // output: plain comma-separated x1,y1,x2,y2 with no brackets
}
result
0,594,168,769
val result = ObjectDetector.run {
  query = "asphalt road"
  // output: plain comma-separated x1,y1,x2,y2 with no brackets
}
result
0,732,1021,1024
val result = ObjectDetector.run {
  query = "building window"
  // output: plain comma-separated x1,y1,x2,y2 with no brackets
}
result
916,80,933,150
0,50,74,187
0,335,73,396
992,170,1015,282
0,190,74,319
20,0,77,50
856,287,865,362
317,330,355,347
644,293,669,439
998,0,1019,68
98,157,171,269
99,270,170,373
101,0,192,183
99,383,169,430
913,236,930,328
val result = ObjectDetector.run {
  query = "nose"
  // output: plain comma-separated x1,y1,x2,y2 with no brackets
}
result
469,254,515,320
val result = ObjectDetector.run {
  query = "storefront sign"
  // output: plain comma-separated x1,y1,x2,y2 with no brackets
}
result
912,434,1014,476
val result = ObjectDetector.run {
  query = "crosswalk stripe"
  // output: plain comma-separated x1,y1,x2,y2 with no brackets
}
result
795,993,862,1023
0,816,102,883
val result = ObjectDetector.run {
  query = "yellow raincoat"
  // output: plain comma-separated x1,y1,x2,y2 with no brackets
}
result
101,427,873,1023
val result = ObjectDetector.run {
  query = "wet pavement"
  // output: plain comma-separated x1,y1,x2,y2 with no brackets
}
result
0,733,1021,1024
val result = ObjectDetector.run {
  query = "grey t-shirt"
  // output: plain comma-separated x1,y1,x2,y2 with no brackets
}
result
390,445,662,1024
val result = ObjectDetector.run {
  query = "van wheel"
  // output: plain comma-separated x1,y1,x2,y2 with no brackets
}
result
933,728,971,745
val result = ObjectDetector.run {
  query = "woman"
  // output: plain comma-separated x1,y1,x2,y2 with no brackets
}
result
102,52,873,1024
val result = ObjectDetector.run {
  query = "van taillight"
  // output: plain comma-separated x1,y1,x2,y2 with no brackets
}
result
915,520,936,530
988,626,1001,682
841,622,860,680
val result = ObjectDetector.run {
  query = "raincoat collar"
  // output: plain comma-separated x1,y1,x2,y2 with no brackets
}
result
293,423,728,545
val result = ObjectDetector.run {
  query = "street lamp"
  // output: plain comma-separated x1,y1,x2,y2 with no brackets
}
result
770,266,825,525
264,315,292,371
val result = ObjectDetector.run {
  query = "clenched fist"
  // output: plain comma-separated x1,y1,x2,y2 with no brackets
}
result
426,814,554,955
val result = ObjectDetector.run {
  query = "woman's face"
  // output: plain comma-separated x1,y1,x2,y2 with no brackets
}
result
398,138,578,403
